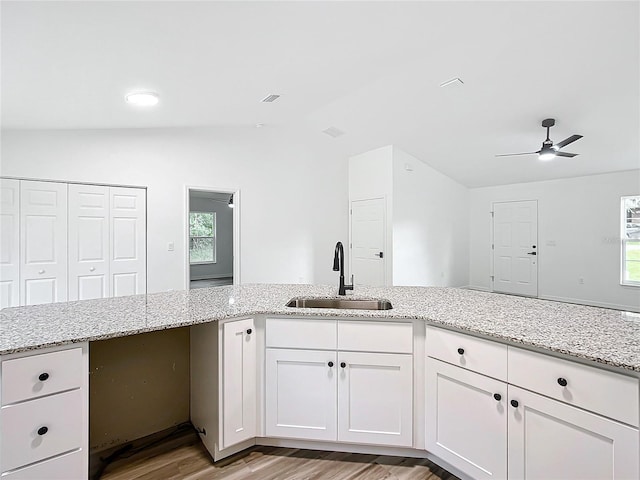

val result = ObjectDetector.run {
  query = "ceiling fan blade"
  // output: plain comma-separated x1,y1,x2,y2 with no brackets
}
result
555,151,578,158
495,152,539,157
555,134,583,149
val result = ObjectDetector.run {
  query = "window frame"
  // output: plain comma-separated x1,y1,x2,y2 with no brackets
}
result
189,211,217,265
621,195,640,287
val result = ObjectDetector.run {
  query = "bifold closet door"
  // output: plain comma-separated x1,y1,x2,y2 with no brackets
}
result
1,179,20,308
110,187,146,296
19,181,68,305
68,184,110,301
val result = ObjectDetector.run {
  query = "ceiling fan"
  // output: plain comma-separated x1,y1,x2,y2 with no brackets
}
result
496,118,583,161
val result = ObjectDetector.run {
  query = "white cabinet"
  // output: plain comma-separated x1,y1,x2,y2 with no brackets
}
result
191,317,257,461
265,348,337,441
508,385,639,480
0,343,89,479
426,326,640,480
338,351,413,446
20,181,68,305
426,357,507,480
0,178,146,306
265,318,414,448
221,318,256,449
0,179,20,308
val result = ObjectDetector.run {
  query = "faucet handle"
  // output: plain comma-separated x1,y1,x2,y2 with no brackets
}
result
346,274,355,291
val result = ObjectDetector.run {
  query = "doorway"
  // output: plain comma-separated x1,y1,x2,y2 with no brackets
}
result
492,200,538,297
349,198,386,287
185,187,240,289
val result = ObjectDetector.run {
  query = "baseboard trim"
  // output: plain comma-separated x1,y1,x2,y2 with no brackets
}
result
537,294,640,313
190,273,233,281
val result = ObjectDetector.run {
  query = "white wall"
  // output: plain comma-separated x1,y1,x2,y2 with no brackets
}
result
392,147,469,287
469,170,640,311
189,196,233,280
0,126,348,293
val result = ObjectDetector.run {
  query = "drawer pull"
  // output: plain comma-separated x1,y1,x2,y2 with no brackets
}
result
340,362,347,368
493,393,502,401
510,399,519,408
457,348,465,355
38,372,50,382
328,361,334,367
37,426,48,436
246,328,252,335
557,377,568,387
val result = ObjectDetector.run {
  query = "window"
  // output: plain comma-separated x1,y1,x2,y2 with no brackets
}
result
622,196,640,286
190,212,216,264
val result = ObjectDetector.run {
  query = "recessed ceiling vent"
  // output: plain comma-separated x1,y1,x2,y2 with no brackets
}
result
322,126,345,138
261,94,281,103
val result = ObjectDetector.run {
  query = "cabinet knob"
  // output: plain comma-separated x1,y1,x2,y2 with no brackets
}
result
246,329,252,335
38,269,45,274
37,426,48,436
457,348,465,355
510,399,519,408
328,361,334,367
340,362,346,368
493,393,502,401
557,377,568,387
38,372,50,382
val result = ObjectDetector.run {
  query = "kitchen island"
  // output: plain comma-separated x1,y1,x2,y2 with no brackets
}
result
1,285,639,479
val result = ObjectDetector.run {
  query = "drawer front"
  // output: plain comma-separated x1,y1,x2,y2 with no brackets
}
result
508,347,639,427
1,449,85,479
2,348,83,405
266,318,336,350
1,389,83,472
426,327,507,381
338,321,412,353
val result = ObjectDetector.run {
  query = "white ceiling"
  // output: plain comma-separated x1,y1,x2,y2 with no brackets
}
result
2,1,639,187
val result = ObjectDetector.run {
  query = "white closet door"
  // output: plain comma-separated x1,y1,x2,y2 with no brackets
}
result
110,187,146,296
68,184,109,301
1,179,20,308
20,181,68,305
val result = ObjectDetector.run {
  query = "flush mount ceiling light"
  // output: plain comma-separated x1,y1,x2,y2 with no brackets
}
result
322,126,345,138
261,94,280,103
439,77,464,88
125,92,159,106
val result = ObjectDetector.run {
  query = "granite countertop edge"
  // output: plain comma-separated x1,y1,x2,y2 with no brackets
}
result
1,284,639,373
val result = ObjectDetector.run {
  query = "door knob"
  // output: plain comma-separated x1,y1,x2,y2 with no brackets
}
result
38,269,45,274
374,252,384,258
89,267,95,272
527,251,537,255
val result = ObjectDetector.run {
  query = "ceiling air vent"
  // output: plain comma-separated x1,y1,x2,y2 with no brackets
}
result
322,126,345,138
261,94,281,103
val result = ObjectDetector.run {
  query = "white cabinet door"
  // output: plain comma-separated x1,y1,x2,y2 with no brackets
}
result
19,181,67,305
508,385,639,480
221,318,256,449
426,358,507,480
110,187,146,296
266,348,337,441
0,179,20,308
68,184,109,301
337,351,412,447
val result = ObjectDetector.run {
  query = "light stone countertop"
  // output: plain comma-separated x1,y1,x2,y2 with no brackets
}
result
1,284,639,372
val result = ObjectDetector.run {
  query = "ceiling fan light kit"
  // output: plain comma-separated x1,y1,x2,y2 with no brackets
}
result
497,118,583,161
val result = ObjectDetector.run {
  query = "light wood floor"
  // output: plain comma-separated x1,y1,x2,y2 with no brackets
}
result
100,434,459,480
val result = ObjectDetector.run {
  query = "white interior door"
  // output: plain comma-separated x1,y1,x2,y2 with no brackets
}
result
110,187,146,296
493,200,538,297
20,181,68,305
68,184,110,301
1,179,20,308
350,198,385,286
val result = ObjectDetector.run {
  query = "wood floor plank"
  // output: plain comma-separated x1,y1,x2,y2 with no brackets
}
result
101,438,459,480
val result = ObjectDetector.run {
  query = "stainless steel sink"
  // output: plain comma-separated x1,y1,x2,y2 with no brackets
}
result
286,298,393,310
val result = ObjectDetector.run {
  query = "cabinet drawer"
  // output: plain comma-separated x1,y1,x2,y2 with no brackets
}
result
266,318,336,350
338,321,412,353
1,449,85,479
1,389,83,472
508,347,639,427
2,348,83,405
426,327,507,381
